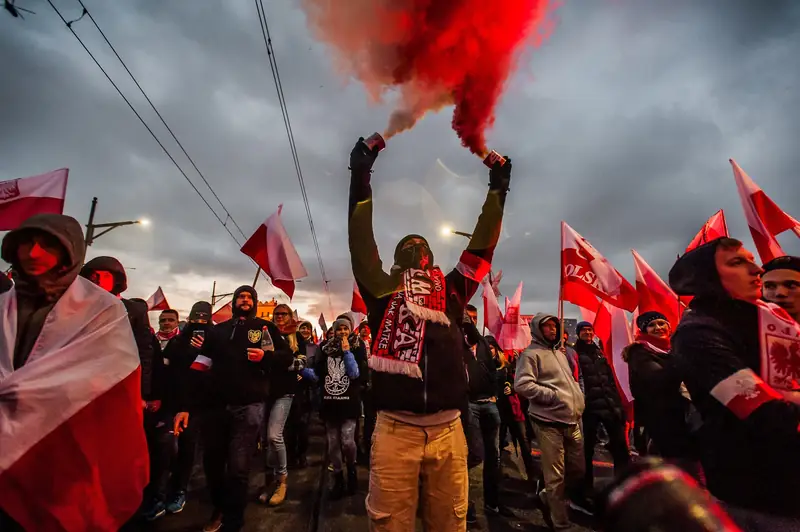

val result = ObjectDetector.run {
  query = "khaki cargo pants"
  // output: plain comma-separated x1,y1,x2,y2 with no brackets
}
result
533,421,585,529
366,412,469,532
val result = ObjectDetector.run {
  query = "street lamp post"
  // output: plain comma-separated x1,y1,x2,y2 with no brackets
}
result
85,197,149,246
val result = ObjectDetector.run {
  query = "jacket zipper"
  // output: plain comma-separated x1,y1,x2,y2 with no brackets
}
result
553,347,576,418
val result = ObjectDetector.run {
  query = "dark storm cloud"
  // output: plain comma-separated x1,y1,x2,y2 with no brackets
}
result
1,0,798,318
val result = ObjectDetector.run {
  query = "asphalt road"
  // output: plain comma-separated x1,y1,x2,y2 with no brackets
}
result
127,417,605,532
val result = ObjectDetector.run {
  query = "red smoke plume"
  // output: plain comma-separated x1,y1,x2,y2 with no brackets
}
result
302,0,555,156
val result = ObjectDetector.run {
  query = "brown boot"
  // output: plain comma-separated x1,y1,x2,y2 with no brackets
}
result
269,473,288,506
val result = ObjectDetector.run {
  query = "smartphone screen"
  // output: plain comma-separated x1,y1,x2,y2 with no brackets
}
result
193,330,205,339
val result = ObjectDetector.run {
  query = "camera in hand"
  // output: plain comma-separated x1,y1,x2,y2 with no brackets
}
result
598,458,741,531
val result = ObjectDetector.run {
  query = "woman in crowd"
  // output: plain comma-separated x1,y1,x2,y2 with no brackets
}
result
302,318,367,498
622,311,695,462
259,303,307,506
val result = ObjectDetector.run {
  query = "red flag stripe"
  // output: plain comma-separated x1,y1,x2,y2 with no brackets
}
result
0,368,148,530
710,368,783,420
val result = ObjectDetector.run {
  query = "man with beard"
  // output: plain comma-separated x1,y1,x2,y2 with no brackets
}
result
670,238,800,531
0,214,147,530
174,286,292,532
573,321,629,506
348,137,511,531
761,256,800,323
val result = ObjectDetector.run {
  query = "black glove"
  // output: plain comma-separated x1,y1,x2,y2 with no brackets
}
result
350,137,380,174
488,156,512,192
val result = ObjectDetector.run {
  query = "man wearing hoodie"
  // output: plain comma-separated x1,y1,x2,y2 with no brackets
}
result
80,256,158,407
0,214,147,530
761,255,800,323
348,137,511,532
669,238,800,530
174,286,292,532
515,314,585,531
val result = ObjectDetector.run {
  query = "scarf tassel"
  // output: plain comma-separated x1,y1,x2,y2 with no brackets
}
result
368,355,423,380
405,299,451,327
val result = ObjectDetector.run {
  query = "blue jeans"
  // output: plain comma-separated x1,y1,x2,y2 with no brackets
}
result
201,403,264,530
264,395,293,476
467,401,501,508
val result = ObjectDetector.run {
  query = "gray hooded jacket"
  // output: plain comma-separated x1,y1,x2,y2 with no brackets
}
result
514,313,585,424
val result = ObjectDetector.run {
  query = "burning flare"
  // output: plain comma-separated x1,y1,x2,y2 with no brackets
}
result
302,0,555,156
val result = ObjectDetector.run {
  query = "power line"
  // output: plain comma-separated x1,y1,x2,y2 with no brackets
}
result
45,0,284,297
254,0,333,314
73,0,248,241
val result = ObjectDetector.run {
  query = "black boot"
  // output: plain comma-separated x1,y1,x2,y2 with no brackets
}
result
330,472,345,501
346,465,358,496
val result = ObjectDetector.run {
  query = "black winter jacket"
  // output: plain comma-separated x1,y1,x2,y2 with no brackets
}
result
163,323,214,412
122,298,158,400
670,239,800,517
575,340,624,421
464,324,498,402
269,330,306,399
349,163,506,415
624,341,693,459
199,317,293,406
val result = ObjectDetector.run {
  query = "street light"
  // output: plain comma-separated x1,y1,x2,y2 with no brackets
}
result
84,197,150,246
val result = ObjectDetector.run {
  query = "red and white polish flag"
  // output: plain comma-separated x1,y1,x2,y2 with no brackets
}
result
146,286,170,311
0,168,69,231
240,204,308,299
351,281,368,315
632,249,683,329
0,278,148,530
561,222,638,312
686,209,729,253
212,302,233,324
730,159,800,263
593,300,634,403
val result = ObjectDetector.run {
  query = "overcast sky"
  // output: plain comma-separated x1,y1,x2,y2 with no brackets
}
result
1,0,798,326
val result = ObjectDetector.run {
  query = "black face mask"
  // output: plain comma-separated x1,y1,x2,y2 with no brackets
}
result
395,243,434,271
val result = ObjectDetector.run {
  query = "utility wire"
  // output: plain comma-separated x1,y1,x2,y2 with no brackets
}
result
46,0,284,297
74,0,247,240
254,0,333,314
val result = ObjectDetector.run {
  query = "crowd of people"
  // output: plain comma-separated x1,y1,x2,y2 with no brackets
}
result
2,137,800,532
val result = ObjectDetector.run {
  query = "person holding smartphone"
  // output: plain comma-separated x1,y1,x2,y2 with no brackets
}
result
174,287,293,532
139,302,213,521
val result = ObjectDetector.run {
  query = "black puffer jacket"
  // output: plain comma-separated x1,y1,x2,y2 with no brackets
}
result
669,238,800,517
574,339,624,421
464,322,498,402
349,157,507,415
624,341,693,459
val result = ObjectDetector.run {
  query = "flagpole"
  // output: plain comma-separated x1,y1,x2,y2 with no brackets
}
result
558,222,565,349
252,267,261,289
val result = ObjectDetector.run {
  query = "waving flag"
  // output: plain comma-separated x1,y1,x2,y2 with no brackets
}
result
686,210,729,253
730,159,800,263
0,169,69,231
145,286,170,311
482,278,531,351
241,204,308,299
561,222,638,312
593,300,634,403
632,250,683,328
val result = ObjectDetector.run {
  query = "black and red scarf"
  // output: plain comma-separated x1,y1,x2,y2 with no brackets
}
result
369,268,449,379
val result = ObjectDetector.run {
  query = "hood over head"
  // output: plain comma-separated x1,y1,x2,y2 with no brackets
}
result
393,233,434,272
2,213,86,302
80,256,127,295
669,238,731,299
232,285,257,318
189,301,212,322
530,313,561,348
